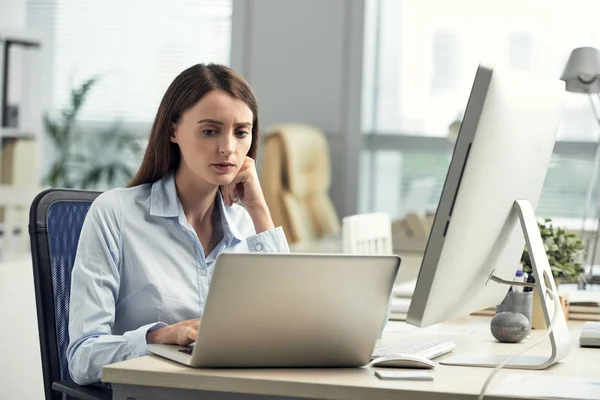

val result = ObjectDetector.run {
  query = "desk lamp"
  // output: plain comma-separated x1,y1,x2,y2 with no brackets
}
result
560,46,600,270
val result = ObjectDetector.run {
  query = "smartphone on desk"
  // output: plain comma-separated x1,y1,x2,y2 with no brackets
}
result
375,370,433,381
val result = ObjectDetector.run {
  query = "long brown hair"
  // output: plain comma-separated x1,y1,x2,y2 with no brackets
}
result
128,63,259,187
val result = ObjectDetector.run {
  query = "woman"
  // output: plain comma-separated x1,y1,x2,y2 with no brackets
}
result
67,64,289,385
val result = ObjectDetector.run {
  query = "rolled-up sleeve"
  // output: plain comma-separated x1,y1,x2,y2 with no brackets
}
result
245,226,290,253
67,191,165,385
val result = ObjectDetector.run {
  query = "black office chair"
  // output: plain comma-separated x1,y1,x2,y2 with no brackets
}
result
29,189,111,400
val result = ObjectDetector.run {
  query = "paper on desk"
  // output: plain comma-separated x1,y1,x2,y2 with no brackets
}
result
490,374,600,400
559,290,600,306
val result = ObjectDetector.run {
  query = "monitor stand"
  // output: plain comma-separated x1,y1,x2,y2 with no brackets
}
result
439,199,572,370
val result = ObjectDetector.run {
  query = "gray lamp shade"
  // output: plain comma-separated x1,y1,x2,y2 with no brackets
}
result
560,47,600,93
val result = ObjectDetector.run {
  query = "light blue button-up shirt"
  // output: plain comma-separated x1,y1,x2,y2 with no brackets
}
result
67,172,289,385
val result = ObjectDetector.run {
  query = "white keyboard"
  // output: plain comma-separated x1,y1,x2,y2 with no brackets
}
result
372,341,456,360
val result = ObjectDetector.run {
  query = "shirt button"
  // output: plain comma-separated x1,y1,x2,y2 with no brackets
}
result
200,269,206,276
255,244,263,251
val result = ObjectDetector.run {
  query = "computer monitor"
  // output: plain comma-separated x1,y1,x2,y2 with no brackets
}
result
406,64,571,369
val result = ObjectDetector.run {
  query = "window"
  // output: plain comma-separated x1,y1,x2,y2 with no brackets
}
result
361,0,600,223
431,31,460,91
27,0,232,125
507,31,534,71
25,0,232,189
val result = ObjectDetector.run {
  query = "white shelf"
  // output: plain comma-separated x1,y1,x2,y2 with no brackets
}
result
0,29,43,45
0,128,36,140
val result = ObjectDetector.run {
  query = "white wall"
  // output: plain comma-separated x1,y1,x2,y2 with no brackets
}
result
231,0,365,218
0,0,27,28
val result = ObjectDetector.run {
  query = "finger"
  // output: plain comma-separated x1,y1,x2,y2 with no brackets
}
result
187,327,197,343
239,157,254,173
243,158,258,179
177,330,193,346
184,318,200,327
232,171,251,202
237,161,249,173
229,181,238,203
236,169,251,184
231,172,248,201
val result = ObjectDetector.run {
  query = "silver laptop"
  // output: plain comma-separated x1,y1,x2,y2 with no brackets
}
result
148,252,400,368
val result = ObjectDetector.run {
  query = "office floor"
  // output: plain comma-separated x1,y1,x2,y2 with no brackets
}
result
0,255,45,399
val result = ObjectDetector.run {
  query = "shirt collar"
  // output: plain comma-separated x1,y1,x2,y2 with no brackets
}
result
150,172,179,217
150,172,244,242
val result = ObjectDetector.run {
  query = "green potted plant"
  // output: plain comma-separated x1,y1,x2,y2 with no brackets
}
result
43,76,142,190
520,218,586,285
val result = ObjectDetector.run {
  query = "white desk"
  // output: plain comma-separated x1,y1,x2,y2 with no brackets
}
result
102,316,600,400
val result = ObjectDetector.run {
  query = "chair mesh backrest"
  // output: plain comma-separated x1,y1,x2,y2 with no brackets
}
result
46,201,93,387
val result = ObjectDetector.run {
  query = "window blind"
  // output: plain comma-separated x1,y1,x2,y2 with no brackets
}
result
27,0,232,124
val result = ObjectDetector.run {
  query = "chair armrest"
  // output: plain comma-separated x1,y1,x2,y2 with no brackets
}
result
52,380,112,400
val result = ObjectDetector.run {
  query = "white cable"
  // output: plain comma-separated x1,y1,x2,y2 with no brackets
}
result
477,287,561,400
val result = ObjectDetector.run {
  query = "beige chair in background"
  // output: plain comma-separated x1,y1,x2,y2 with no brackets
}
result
260,123,340,244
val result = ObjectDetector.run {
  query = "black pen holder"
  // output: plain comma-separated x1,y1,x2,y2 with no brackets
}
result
496,291,533,327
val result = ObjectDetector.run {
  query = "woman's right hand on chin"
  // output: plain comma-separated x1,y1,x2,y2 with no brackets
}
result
146,318,201,346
